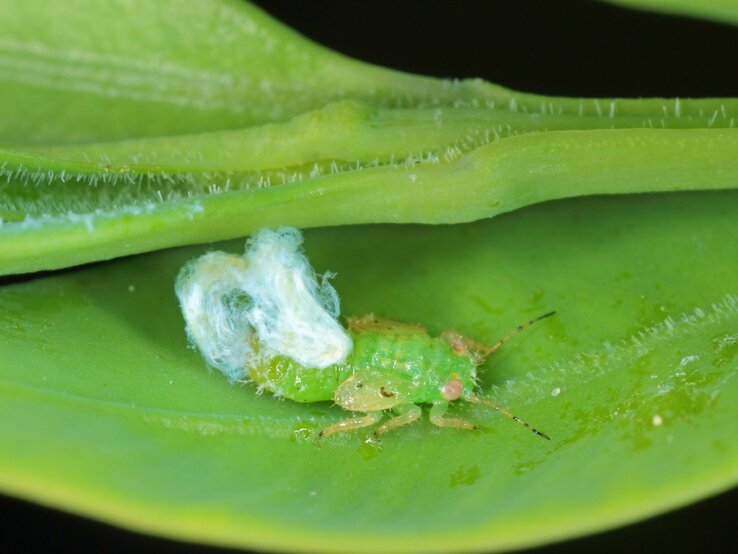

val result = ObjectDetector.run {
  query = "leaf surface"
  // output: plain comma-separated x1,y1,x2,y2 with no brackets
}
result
604,0,738,26
1,192,736,552
2,0,738,274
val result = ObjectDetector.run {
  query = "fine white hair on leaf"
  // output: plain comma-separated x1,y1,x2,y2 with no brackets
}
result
175,227,353,381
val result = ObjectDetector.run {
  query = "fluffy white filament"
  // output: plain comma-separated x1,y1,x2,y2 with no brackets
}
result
175,227,353,381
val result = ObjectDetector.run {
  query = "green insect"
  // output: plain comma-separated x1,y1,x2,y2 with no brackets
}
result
250,311,555,439
175,226,553,440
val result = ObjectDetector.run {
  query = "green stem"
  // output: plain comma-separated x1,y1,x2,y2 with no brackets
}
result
2,128,736,275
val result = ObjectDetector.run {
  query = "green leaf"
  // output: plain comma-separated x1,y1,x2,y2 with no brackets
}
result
3,0,738,274
604,0,738,27
3,0,737,550
1,191,736,553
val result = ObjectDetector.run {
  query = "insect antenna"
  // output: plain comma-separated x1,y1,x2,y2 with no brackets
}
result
480,310,556,358
468,394,550,440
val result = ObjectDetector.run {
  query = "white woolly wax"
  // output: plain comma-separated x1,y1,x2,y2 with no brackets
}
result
175,227,353,381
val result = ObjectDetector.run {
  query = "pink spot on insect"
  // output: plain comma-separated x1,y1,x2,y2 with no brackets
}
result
440,379,464,401
452,341,468,354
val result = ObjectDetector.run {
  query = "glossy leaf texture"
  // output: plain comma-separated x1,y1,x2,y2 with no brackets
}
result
3,0,738,274
1,191,737,553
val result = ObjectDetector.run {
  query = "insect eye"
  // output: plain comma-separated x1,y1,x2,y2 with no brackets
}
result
440,379,464,401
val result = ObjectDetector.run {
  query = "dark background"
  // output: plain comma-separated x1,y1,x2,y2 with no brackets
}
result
257,0,738,98
3,1,737,552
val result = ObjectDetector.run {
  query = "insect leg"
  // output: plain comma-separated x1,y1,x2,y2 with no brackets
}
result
429,400,477,431
319,411,383,438
374,404,422,436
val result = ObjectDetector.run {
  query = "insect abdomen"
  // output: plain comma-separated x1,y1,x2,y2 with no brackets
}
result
349,333,475,402
249,355,350,402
